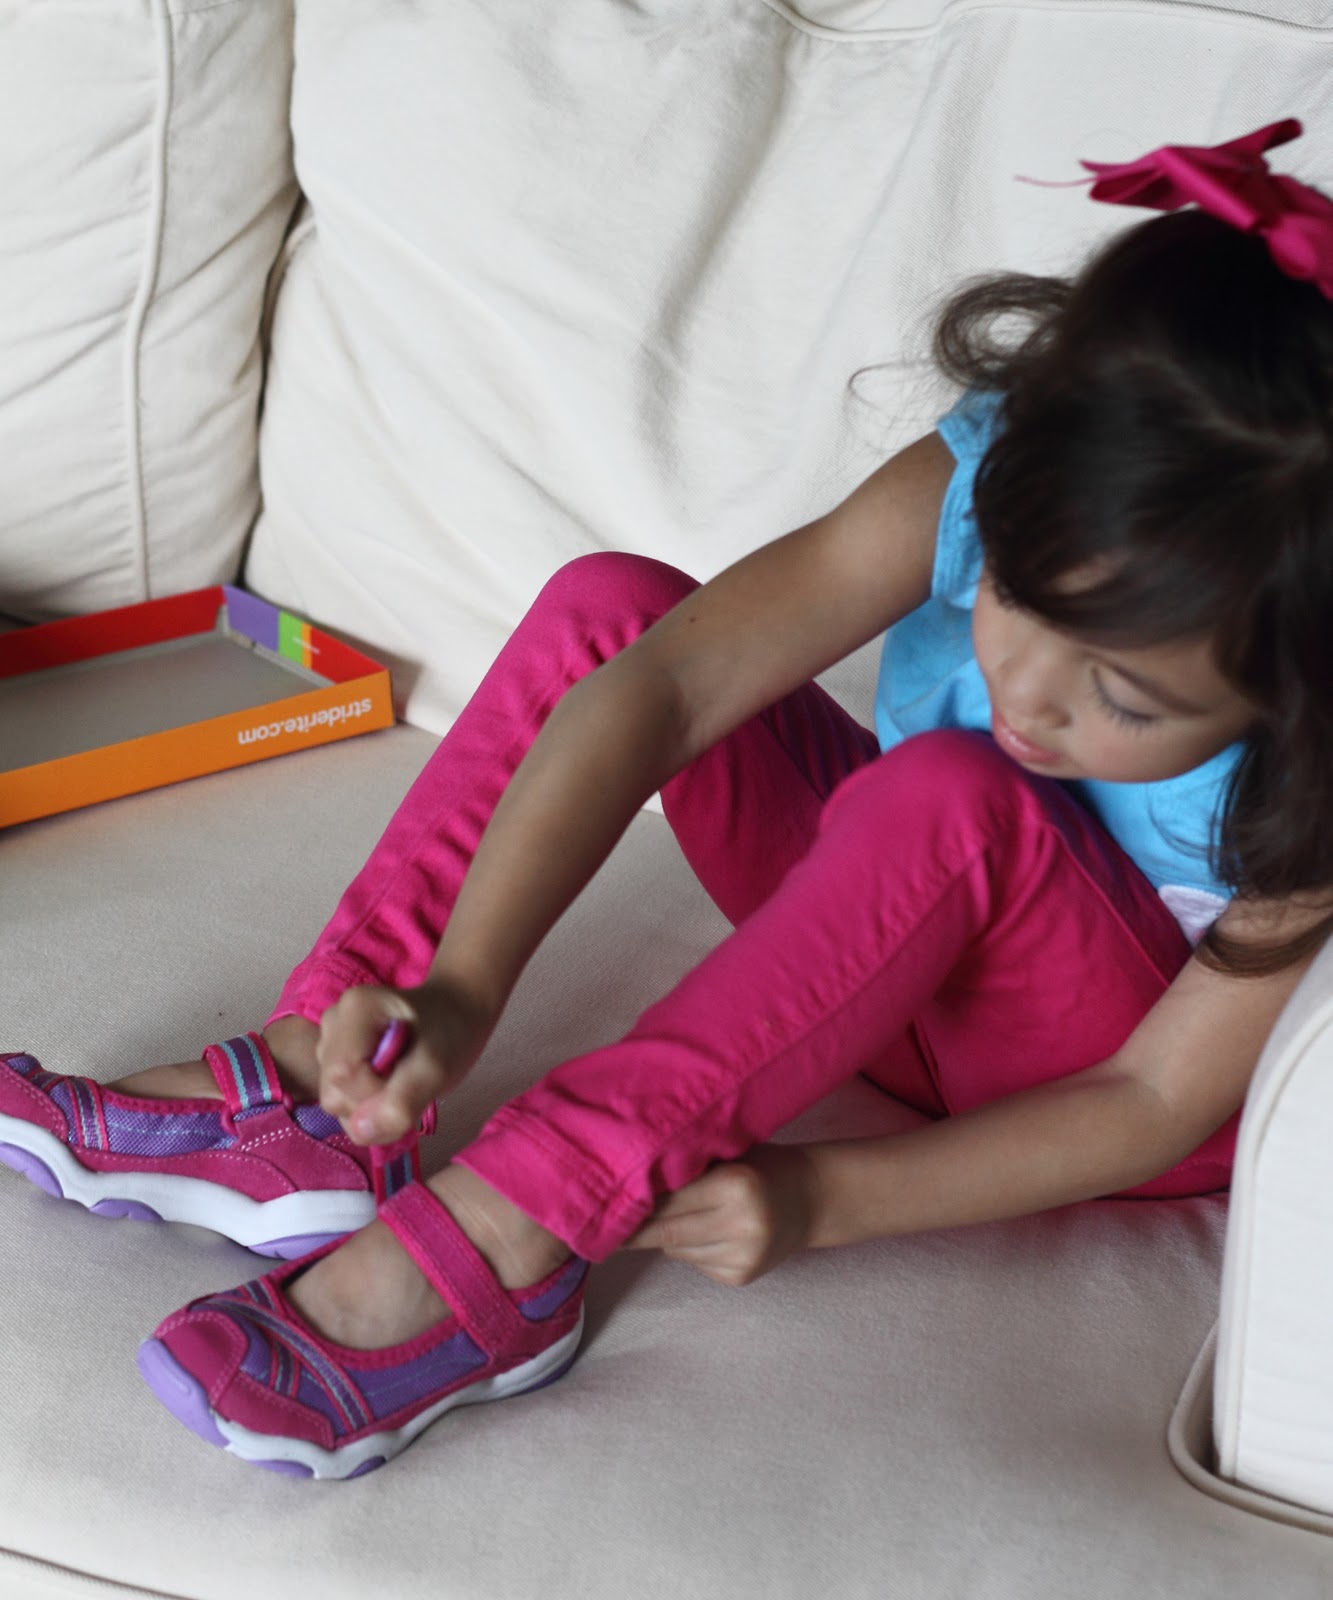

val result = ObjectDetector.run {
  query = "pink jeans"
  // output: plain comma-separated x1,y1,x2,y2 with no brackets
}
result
271,554,1236,1261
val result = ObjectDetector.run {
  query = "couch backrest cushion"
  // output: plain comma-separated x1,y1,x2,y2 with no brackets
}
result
246,0,1332,731
767,0,1333,31
0,0,297,621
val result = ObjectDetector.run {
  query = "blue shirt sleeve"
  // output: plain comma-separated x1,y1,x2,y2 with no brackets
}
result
931,390,1005,606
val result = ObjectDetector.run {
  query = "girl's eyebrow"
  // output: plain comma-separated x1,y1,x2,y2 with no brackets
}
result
1099,659,1205,716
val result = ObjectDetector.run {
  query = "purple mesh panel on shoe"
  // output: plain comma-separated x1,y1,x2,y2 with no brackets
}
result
3,1055,59,1091
51,1085,229,1158
294,1366,365,1435
352,1329,488,1422
293,1104,344,1141
226,1302,374,1433
519,1258,588,1322
226,1315,353,1435
42,1085,348,1159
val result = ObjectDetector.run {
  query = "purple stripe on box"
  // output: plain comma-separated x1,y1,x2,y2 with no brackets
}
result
223,586,280,653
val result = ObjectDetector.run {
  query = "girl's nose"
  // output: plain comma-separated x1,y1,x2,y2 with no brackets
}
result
1002,646,1069,729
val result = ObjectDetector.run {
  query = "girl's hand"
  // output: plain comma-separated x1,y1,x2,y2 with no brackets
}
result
315,979,496,1145
625,1144,819,1287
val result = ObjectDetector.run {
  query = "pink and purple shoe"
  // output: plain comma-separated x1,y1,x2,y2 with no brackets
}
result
137,1180,588,1478
0,1033,408,1258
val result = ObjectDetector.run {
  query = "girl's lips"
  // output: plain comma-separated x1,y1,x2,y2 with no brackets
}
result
992,711,1062,767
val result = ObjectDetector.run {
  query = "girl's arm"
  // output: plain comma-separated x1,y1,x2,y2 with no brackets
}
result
319,432,954,1141
629,896,1325,1285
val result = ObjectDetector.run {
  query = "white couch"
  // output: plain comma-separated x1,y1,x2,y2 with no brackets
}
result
4,3,1333,1596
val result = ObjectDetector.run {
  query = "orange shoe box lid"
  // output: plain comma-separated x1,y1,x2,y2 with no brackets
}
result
0,586,394,828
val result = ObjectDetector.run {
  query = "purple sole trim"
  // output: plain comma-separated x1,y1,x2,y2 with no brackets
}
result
90,1198,166,1222
0,1144,352,1253
255,1458,314,1478
138,1339,391,1477
136,1340,229,1450
0,1144,166,1221
0,1144,62,1198
243,1455,387,1479
250,1231,351,1261
525,1347,582,1394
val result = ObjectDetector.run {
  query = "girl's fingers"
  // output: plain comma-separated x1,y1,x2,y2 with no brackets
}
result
623,1159,795,1286
624,1183,730,1253
317,989,414,1123
345,1048,441,1145
627,1218,757,1286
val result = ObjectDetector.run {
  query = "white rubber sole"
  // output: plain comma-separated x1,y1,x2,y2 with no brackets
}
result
0,1111,376,1254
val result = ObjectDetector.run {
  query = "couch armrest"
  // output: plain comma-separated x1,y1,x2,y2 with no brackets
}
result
1210,932,1333,1514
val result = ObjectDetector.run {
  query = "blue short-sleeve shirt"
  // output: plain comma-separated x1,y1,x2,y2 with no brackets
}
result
874,389,1242,926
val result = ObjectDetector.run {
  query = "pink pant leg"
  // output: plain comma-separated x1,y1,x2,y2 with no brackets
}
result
660,665,880,926
270,551,878,1023
459,730,1236,1261
270,553,696,1024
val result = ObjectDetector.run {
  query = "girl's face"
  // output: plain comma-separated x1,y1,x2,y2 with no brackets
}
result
972,571,1256,783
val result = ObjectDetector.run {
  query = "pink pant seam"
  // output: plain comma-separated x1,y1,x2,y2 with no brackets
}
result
1031,815,1188,989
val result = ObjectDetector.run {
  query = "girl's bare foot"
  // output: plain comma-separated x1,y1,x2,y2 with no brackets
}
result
109,1015,321,1102
285,1165,570,1350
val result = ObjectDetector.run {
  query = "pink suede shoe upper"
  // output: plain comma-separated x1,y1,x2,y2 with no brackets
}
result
0,1034,373,1203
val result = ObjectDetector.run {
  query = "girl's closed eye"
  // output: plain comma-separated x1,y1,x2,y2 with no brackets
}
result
1090,670,1159,730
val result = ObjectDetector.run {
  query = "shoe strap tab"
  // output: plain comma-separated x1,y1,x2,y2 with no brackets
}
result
369,1103,438,1203
371,1134,421,1203
378,1182,531,1357
203,1033,293,1121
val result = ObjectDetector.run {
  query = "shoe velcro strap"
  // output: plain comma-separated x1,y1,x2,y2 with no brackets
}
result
203,1033,290,1119
378,1182,531,1358
371,1135,422,1203
369,1104,439,1203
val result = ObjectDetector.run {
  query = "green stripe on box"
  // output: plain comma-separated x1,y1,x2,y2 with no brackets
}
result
278,610,310,669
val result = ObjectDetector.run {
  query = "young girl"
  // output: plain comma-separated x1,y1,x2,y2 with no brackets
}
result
3,119,1332,1480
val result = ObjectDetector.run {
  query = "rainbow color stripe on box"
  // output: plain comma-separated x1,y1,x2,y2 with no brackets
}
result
278,610,318,672
222,586,322,676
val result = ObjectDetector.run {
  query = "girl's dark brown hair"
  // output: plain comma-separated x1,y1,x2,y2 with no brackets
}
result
934,209,1333,976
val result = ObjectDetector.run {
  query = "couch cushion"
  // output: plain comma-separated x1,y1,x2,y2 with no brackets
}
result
0,0,297,621
4,736,1333,1597
765,0,1333,34
246,0,1332,731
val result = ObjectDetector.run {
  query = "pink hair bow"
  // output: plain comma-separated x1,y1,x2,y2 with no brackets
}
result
1079,118,1333,299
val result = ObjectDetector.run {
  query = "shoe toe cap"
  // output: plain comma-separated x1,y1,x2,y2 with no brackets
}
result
155,1297,340,1449
0,1056,69,1139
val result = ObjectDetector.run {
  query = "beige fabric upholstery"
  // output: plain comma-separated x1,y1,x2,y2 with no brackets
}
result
0,0,296,620
3,732,1333,1598
6,2,1333,1593
246,0,1333,731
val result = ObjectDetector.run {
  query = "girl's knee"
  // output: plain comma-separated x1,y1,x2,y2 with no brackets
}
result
822,730,1028,831
535,551,698,618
